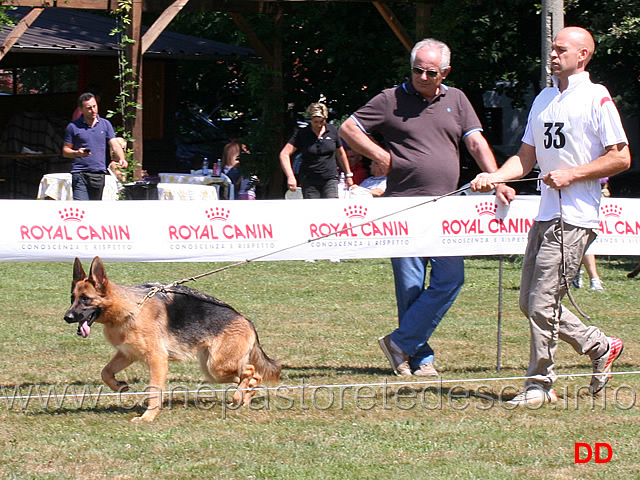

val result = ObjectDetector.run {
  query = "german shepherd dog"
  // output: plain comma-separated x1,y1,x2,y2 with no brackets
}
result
64,256,281,422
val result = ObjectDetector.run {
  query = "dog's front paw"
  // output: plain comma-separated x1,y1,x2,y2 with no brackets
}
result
132,410,159,422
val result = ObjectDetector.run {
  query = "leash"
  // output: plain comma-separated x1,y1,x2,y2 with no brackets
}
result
557,190,592,321
138,177,541,306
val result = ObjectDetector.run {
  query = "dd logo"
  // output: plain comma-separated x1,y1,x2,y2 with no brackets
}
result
574,443,612,464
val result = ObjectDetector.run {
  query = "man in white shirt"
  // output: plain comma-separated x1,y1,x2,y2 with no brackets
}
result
471,26,630,407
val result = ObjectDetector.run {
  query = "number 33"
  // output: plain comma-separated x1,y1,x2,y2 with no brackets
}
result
543,122,566,149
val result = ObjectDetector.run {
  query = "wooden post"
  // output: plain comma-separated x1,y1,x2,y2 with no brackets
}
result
415,0,433,39
268,6,285,198
127,0,144,178
230,8,285,198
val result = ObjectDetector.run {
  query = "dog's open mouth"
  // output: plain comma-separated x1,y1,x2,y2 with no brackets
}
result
77,316,96,338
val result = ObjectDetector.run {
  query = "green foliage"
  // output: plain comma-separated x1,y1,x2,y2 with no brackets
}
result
429,0,542,108
566,0,640,116
105,0,141,182
273,3,411,119
0,2,15,28
169,5,411,125
165,1,640,191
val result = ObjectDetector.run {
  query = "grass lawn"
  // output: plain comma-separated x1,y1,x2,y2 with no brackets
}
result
0,256,639,479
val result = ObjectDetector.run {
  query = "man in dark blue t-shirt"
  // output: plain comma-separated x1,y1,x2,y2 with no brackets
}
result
63,93,127,200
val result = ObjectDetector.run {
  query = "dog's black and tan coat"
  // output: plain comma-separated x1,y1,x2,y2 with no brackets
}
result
64,256,281,422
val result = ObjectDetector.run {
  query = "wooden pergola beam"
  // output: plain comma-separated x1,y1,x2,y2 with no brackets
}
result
3,0,412,11
3,0,119,9
0,7,44,61
228,12,275,66
141,0,190,54
372,1,414,52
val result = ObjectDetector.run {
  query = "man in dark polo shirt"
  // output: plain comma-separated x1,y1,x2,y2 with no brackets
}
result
340,38,514,377
63,92,127,200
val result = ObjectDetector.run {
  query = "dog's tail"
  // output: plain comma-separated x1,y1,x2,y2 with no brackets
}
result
249,339,281,384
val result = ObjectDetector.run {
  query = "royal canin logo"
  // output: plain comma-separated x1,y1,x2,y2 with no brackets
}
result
20,209,130,241
309,203,408,238
206,207,230,222
168,207,273,240
441,200,534,235
601,205,622,218
599,204,640,235
441,200,639,237
344,205,368,219
475,202,497,217
59,207,85,222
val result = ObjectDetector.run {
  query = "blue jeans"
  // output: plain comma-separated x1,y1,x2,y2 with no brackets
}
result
72,172,105,201
390,256,464,369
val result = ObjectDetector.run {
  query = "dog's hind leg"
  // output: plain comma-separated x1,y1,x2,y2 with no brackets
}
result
102,350,135,392
198,319,263,407
232,364,263,406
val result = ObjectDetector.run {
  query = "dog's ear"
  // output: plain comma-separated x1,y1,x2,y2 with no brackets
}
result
88,256,109,293
72,257,87,285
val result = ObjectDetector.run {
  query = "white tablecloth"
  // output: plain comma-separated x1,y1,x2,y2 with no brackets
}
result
158,172,214,185
157,183,217,200
37,174,218,201
37,173,120,201
159,172,234,199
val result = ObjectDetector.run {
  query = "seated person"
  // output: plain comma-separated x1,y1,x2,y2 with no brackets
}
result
109,137,128,182
341,147,369,184
237,175,258,200
350,161,387,197
223,137,255,199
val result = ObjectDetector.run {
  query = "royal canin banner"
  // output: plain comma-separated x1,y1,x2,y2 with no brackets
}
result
1,196,638,262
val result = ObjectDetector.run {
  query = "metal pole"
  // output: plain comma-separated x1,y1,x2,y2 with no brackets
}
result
541,0,565,88
497,256,503,372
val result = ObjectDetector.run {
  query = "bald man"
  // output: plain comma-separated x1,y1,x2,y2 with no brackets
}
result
471,27,630,407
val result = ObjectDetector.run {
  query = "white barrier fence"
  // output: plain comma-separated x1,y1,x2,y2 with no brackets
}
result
1,196,639,262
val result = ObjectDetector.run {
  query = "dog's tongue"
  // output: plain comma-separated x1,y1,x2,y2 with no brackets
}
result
78,322,91,338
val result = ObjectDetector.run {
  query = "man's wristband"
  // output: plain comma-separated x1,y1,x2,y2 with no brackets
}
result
345,173,354,178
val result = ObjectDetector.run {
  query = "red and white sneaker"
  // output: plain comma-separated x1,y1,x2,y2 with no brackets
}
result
590,337,624,395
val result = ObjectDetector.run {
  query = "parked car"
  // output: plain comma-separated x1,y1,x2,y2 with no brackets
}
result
175,104,229,170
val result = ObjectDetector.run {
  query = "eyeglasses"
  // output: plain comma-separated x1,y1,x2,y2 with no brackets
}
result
411,66,439,78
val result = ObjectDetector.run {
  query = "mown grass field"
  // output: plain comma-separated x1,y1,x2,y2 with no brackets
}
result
1,256,639,479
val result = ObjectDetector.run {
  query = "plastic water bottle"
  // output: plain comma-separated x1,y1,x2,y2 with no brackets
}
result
338,172,346,198
202,157,209,176
213,158,222,176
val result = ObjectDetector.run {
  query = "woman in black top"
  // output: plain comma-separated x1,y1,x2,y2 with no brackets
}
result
279,102,353,198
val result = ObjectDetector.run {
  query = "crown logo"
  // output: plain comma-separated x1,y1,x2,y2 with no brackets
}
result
59,207,85,222
205,207,230,222
601,204,622,218
344,205,368,219
475,201,497,217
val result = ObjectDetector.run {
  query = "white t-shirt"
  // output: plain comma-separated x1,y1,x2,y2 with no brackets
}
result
359,175,387,192
522,72,628,228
